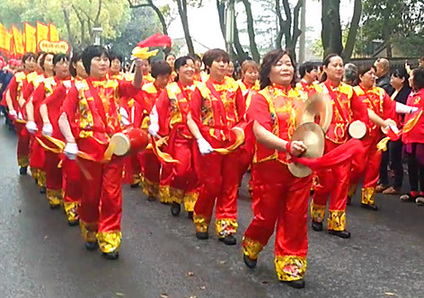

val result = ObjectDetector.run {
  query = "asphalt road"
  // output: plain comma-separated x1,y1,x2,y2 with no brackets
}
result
0,117,423,298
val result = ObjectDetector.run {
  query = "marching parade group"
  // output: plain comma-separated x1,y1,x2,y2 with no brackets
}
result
1,42,424,289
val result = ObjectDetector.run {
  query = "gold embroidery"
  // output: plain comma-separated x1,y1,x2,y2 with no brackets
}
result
275,255,307,281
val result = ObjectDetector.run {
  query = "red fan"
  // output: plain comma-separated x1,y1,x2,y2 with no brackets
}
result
137,33,172,48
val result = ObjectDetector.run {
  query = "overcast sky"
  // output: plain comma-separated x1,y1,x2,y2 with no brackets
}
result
163,0,355,56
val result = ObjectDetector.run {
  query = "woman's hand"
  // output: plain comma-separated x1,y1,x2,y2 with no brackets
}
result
289,141,307,157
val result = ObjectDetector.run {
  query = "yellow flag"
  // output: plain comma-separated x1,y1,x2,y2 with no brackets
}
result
24,22,37,53
12,26,25,55
37,21,49,49
49,23,59,42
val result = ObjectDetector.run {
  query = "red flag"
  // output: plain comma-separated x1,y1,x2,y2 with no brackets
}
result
137,33,171,48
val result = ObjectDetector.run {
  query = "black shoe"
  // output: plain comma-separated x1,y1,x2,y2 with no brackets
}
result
283,279,305,289
40,186,46,194
311,221,323,231
170,202,181,216
146,196,155,202
19,166,27,175
49,203,61,210
85,241,98,251
361,203,378,211
187,211,194,220
328,229,351,238
130,183,139,188
243,254,257,269
219,234,237,245
102,251,119,260
68,219,79,226
196,231,209,240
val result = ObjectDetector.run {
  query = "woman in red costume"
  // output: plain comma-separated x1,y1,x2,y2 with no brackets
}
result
59,46,145,259
37,52,88,225
4,52,37,175
349,65,409,210
26,54,72,209
165,53,177,83
150,56,198,218
310,54,368,238
187,48,245,245
238,60,259,100
242,50,310,289
400,67,424,205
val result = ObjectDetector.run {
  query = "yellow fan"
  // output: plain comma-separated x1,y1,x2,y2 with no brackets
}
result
131,47,159,59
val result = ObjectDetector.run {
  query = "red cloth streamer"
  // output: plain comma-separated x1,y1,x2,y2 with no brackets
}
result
137,33,172,48
289,139,365,170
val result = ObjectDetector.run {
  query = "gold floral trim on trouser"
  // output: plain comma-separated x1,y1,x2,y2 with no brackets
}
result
327,210,346,231
18,156,29,167
64,201,80,222
132,173,141,185
184,191,198,212
242,237,263,260
30,167,39,181
158,185,171,203
80,220,98,242
141,177,159,199
361,187,375,205
215,218,238,238
275,255,307,281
97,231,122,253
46,188,63,207
193,214,209,233
37,170,46,187
170,187,184,204
310,201,326,223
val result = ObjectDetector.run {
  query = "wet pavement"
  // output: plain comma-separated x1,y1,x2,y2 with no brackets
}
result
0,117,423,298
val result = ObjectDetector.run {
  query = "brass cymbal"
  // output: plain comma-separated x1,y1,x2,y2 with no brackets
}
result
298,92,333,133
287,122,325,178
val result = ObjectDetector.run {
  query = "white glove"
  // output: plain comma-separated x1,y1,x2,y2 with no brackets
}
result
119,107,130,126
25,121,38,134
148,123,159,137
42,123,53,136
17,111,23,120
64,142,78,160
8,110,17,120
396,102,418,114
197,137,214,155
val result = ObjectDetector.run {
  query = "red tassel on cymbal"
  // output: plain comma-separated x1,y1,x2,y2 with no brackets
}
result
137,33,172,48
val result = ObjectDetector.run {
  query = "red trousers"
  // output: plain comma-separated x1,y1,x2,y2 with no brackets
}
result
243,161,310,281
15,122,30,167
160,136,198,210
29,137,46,187
44,150,63,207
311,140,350,231
193,150,242,237
62,158,81,203
139,150,161,199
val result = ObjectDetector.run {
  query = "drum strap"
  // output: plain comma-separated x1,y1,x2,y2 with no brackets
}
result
86,79,109,132
324,81,348,123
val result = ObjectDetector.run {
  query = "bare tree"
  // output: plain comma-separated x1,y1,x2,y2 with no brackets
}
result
127,0,168,35
240,0,260,62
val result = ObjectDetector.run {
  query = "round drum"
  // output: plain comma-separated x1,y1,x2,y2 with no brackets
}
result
110,128,149,156
348,120,367,139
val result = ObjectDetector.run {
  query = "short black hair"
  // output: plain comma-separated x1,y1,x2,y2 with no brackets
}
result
109,50,123,63
174,56,193,82
53,53,69,66
69,51,82,77
259,50,296,89
299,61,317,78
151,61,172,79
202,49,230,71
412,67,424,91
82,45,110,75
22,52,36,63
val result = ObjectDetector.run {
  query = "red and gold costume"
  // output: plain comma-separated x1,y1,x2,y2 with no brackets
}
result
351,85,396,206
23,72,48,186
190,76,246,238
311,81,368,231
41,78,81,221
242,84,311,282
7,71,32,170
133,82,164,200
296,79,317,96
155,81,198,212
32,76,71,207
403,89,424,144
62,77,140,253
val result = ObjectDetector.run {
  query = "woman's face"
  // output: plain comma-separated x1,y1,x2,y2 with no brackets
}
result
324,56,344,82
243,67,259,85
24,57,37,72
390,75,405,90
110,58,121,74
209,58,228,80
194,59,202,73
166,55,175,69
90,53,110,78
43,54,54,73
54,59,70,79
268,54,294,87
74,59,88,79
177,59,195,85
227,61,235,76
360,68,376,89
